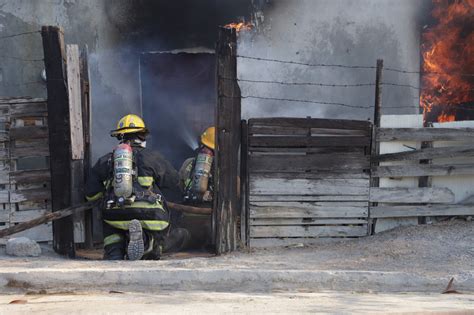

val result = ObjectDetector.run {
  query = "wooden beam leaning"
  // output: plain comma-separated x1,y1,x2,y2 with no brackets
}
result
0,202,94,238
377,127,474,142
373,144,474,162
369,187,455,204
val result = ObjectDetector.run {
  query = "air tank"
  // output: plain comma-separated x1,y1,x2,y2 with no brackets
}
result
191,146,214,195
113,143,134,198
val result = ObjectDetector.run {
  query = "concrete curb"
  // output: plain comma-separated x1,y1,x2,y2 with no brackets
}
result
1,267,473,293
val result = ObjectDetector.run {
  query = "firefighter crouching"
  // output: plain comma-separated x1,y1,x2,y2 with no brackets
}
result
85,114,189,260
180,126,215,206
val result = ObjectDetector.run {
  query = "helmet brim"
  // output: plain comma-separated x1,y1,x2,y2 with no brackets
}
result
110,127,149,137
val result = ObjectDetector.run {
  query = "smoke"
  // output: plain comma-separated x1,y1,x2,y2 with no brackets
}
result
238,0,431,121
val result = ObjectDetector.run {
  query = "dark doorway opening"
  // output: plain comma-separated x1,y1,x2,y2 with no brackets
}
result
140,50,216,254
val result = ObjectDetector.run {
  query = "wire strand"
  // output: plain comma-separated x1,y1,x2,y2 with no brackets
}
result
0,30,40,40
234,77,375,88
221,94,372,109
236,55,376,70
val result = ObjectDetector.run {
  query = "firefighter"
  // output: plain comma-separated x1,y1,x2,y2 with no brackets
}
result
180,126,215,205
85,114,189,260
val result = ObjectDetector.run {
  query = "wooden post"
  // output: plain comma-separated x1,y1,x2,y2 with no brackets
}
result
214,27,241,254
369,59,383,234
41,26,75,257
80,45,94,248
240,120,249,247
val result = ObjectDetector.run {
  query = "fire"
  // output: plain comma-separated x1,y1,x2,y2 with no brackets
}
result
224,22,253,32
437,112,456,123
420,0,474,122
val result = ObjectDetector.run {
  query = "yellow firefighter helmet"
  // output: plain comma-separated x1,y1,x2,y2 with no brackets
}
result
110,114,149,137
200,126,215,150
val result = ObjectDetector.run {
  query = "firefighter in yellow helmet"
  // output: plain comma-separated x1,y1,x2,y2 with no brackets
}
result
85,114,190,260
179,126,215,205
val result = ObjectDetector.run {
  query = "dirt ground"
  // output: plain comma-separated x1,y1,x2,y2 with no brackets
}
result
0,219,472,277
1,290,473,314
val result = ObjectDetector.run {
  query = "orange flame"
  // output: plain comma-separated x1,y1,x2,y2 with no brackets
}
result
420,0,474,122
437,112,456,123
224,22,253,32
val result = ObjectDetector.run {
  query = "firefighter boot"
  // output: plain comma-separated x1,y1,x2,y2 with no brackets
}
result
127,219,145,260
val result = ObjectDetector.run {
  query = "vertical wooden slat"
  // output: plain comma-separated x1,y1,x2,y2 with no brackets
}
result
214,27,241,254
80,45,95,248
42,26,75,257
240,120,249,247
369,59,383,235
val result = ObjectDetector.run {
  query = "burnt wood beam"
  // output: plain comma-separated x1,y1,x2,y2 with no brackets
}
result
42,26,75,257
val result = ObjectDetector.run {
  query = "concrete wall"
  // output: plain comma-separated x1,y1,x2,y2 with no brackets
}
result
0,0,431,160
238,0,430,121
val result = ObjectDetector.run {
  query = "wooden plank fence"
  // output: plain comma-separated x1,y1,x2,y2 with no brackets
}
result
370,126,474,220
0,98,52,243
246,117,372,247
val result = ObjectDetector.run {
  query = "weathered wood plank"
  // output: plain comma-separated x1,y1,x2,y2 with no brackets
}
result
3,103,47,117
0,190,9,203
369,187,455,204
11,145,50,158
374,144,474,162
249,126,370,136
249,172,370,180
10,169,51,184
250,225,368,238
0,211,9,222
249,154,369,172
250,178,369,196
0,222,53,242
9,126,48,140
249,195,369,202
371,205,474,218
250,147,366,154
10,188,51,203
66,44,84,160
249,237,358,248
250,218,368,226
248,117,371,131
372,163,474,177
377,127,474,142
0,98,46,105
249,135,371,148
250,202,368,218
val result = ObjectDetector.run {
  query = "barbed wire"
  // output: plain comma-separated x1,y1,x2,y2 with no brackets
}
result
221,94,474,112
0,55,43,62
236,55,474,77
223,76,472,93
236,55,376,70
221,94,372,109
0,30,40,40
232,77,375,88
